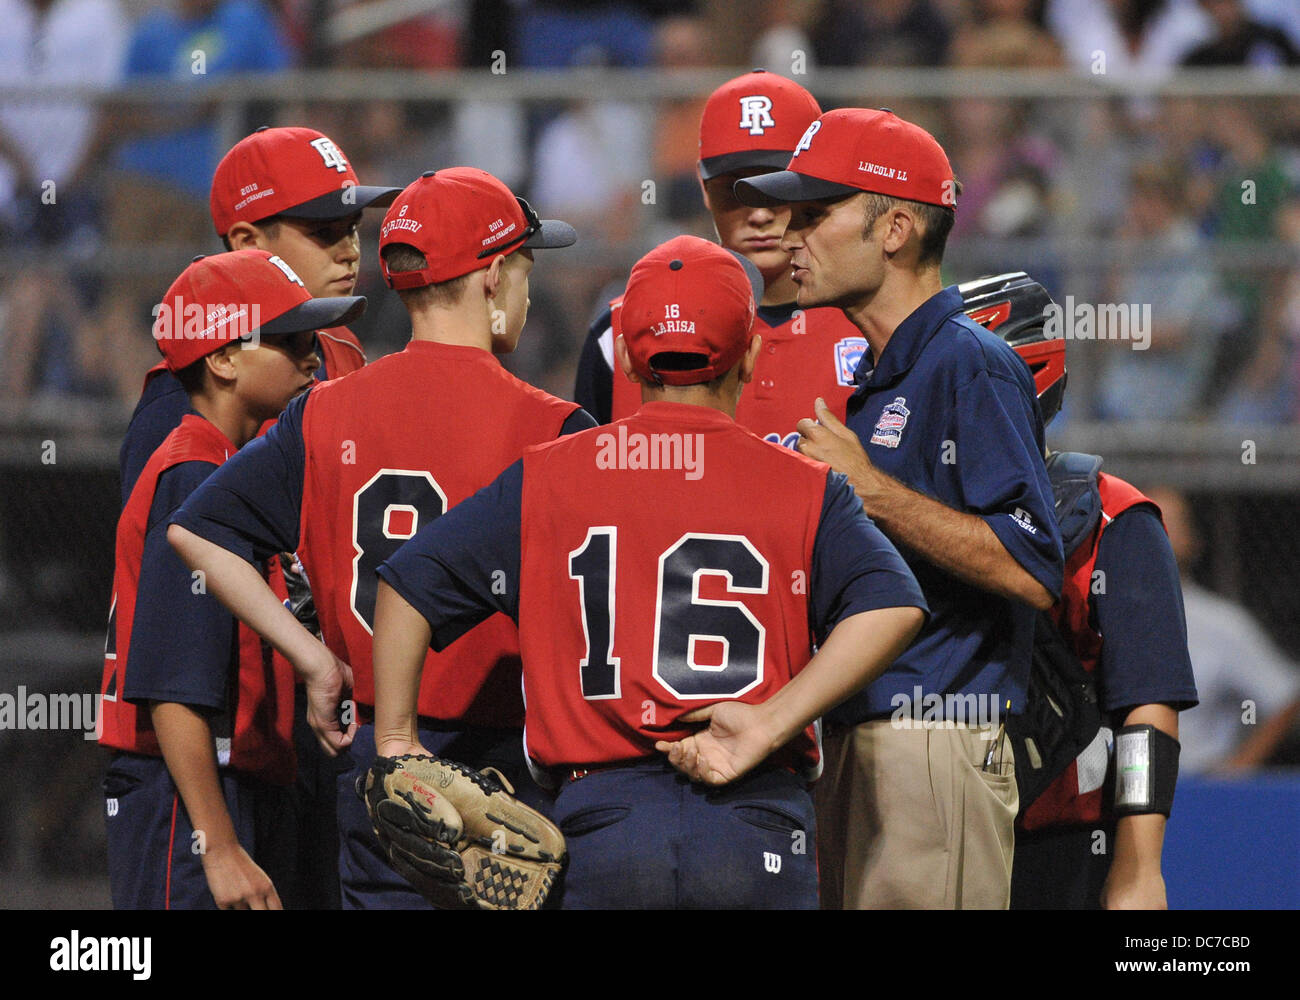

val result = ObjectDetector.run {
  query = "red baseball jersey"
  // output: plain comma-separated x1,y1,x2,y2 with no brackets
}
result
100,414,296,785
297,340,579,723
608,296,866,447
1019,472,1154,832
316,325,367,379
516,403,831,768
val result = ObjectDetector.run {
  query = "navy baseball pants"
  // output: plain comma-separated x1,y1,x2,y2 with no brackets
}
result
550,759,818,909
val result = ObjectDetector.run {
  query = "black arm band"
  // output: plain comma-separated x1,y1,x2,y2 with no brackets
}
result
1114,724,1180,817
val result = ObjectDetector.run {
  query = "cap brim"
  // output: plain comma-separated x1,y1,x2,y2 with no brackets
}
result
698,149,792,181
734,171,862,207
261,295,366,336
282,185,403,220
523,218,577,250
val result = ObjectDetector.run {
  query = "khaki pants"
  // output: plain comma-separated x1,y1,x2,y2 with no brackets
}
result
815,719,1017,909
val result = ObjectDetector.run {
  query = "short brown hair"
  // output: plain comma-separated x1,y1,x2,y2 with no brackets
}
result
861,184,960,267
382,243,470,306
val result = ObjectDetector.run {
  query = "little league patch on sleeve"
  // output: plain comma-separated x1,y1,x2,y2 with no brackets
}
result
834,337,868,386
869,397,910,448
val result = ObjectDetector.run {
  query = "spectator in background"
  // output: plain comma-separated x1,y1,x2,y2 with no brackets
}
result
1218,189,1300,423
1045,0,1211,75
751,0,817,74
1182,0,1299,66
0,0,127,402
529,100,650,250
950,0,1065,68
92,0,292,408
1144,486,1300,773
1200,104,1294,392
328,0,463,69
1096,160,1238,420
650,15,713,233
810,0,951,67
512,0,658,69
946,99,1060,242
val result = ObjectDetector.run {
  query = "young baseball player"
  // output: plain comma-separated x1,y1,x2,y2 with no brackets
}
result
120,125,401,504
957,273,1198,911
370,235,928,909
736,109,1065,908
574,69,868,445
98,249,365,909
166,167,595,909
114,125,400,910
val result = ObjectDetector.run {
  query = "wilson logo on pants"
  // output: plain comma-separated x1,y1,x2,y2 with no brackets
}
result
763,852,782,874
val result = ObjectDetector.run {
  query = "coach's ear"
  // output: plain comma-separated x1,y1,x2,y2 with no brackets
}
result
613,334,642,384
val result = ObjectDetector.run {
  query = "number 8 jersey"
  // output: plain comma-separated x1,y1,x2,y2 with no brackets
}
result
171,340,592,725
379,401,925,771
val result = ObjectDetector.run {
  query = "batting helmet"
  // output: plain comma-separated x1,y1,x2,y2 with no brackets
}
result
959,271,1067,426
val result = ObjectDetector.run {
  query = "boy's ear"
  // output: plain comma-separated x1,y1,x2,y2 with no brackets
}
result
738,333,762,385
613,334,643,384
203,343,240,384
225,222,263,251
483,254,505,299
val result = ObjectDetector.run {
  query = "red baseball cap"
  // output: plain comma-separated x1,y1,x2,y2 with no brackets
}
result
378,168,577,290
152,249,366,372
735,108,957,209
620,235,762,386
210,126,401,236
698,69,823,180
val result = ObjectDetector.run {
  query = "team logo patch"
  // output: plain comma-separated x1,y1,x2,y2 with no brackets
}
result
834,337,868,386
870,397,910,448
310,136,349,173
738,95,775,135
793,120,821,157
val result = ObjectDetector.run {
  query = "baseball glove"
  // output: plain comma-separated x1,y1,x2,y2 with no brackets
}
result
360,754,566,910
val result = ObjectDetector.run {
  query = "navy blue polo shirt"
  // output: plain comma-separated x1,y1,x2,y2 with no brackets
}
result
830,285,1064,724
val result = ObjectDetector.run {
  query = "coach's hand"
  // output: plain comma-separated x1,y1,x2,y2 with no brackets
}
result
300,646,357,756
656,701,777,786
796,398,881,509
201,841,283,910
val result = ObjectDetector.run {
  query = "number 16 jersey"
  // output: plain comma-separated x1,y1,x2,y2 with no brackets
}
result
380,401,926,770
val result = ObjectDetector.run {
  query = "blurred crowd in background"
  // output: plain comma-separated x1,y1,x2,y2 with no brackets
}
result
1,0,1299,417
